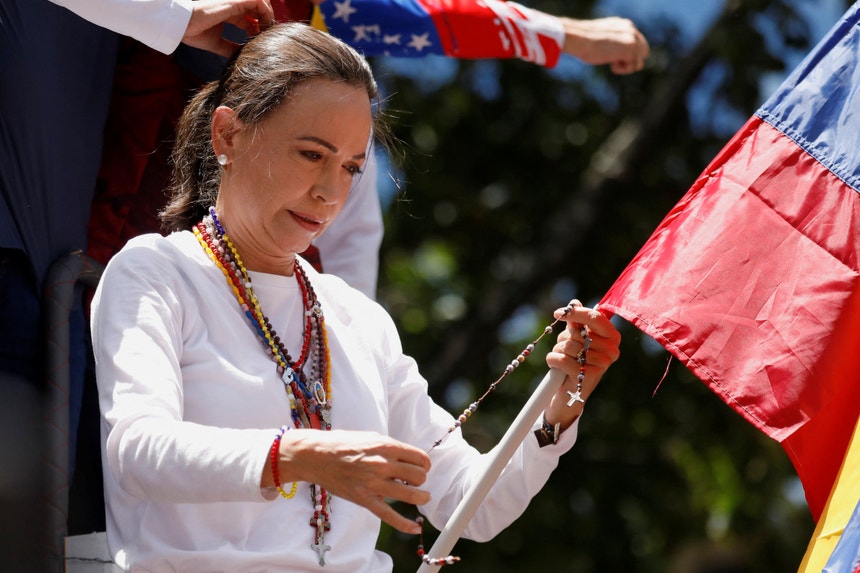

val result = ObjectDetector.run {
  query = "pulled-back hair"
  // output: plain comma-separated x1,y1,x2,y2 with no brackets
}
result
160,23,381,231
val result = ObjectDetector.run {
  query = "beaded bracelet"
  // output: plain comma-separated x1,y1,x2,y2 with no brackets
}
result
270,425,298,499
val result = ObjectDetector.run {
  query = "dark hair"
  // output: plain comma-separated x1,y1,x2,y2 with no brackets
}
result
160,23,382,231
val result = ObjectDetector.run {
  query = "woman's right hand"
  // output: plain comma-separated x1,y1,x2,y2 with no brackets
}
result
264,429,431,534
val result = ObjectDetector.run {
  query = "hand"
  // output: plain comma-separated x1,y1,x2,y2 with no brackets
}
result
544,300,621,430
560,17,650,74
265,429,432,534
182,0,277,58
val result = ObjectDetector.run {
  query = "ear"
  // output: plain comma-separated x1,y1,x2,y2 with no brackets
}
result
211,106,241,160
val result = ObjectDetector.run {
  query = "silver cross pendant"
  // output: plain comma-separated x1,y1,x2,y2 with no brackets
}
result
566,389,584,407
312,538,331,566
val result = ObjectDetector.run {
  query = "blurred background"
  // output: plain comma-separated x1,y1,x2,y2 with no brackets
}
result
367,0,852,571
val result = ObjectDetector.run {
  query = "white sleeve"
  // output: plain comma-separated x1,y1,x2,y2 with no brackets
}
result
312,145,383,299
365,299,579,542
483,0,565,67
91,237,273,503
48,0,193,54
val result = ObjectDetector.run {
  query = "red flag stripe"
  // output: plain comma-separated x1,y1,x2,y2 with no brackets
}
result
600,117,860,518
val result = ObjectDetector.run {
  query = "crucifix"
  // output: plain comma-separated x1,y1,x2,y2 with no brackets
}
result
312,539,331,566
566,389,584,406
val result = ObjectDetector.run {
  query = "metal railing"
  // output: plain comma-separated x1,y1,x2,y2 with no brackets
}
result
41,251,105,571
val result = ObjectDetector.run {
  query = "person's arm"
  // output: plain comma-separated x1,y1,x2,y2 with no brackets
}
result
313,0,648,72
309,288,619,541
559,16,649,74
419,301,620,541
47,0,274,56
92,236,275,503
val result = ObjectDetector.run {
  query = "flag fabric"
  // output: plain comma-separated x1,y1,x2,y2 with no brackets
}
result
599,3,860,522
311,0,565,66
800,413,860,572
823,499,860,573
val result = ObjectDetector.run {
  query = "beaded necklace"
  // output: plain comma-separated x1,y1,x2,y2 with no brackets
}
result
194,207,333,565
194,207,591,568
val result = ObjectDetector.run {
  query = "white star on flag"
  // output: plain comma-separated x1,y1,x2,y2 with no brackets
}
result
332,0,358,23
352,25,372,42
383,34,402,45
408,33,432,52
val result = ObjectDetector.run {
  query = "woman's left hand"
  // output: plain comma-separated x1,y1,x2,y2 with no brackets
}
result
544,300,621,432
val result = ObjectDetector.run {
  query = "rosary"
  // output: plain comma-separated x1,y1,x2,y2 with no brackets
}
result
417,301,593,567
196,208,594,568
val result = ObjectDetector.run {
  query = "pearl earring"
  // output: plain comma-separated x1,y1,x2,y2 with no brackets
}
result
217,154,229,166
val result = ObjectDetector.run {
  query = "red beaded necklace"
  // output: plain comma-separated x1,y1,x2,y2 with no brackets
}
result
194,208,333,565
194,207,588,568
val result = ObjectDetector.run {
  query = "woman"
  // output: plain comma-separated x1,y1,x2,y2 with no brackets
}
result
91,23,621,572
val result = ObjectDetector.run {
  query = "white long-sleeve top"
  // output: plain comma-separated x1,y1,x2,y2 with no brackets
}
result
90,231,578,572
48,0,193,54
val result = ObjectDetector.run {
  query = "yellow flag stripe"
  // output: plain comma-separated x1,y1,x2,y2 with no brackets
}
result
798,413,860,571
311,5,329,33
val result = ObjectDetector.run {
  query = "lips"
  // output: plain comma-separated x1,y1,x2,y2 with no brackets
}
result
289,210,325,232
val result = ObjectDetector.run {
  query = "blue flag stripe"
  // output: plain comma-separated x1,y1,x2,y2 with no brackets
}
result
756,3,860,193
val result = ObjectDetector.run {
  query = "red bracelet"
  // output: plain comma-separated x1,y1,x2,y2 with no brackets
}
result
270,425,297,499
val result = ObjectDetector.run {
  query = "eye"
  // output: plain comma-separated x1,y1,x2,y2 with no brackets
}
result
301,150,323,161
344,164,364,177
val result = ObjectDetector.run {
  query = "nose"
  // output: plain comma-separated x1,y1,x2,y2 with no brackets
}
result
311,165,349,205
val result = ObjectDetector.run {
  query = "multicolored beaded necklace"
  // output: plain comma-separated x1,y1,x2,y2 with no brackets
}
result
194,206,591,568
193,207,333,565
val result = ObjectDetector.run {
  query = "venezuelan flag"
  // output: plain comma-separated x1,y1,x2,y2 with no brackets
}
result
601,2,860,526
799,414,860,572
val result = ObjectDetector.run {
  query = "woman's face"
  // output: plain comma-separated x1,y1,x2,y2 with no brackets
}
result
214,78,372,274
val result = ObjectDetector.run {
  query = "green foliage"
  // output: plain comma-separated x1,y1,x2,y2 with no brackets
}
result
372,1,822,571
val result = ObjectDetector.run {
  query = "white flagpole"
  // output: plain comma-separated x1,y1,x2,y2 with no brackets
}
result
415,368,566,573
